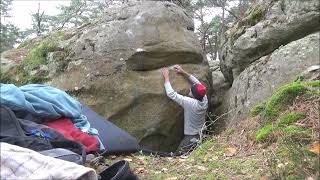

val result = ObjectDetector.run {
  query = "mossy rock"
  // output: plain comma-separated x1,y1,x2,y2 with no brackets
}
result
249,81,319,124
10,31,74,85
256,111,307,143
239,4,266,27
22,40,59,71
263,82,306,123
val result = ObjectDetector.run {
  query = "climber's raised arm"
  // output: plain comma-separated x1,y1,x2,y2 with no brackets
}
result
173,65,201,84
161,68,192,108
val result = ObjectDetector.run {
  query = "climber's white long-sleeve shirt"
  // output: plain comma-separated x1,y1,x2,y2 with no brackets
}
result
164,75,208,135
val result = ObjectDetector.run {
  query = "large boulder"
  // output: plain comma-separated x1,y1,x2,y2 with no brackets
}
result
208,61,230,117
71,1,202,71
0,1,210,151
221,32,319,127
220,0,320,83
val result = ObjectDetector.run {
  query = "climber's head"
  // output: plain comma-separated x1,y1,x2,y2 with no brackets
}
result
189,83,206,101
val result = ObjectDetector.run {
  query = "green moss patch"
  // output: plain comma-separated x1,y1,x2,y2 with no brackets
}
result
256,124,274,142
250,102,266,116
277,112,306,127
282,125,306,136
256,111,306,143
263,82,306,123
7,30,74,85
250,81,319,124
305,80,320,88
22,40,58,71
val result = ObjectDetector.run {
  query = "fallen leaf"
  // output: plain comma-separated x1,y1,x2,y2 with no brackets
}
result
109,155,117,159
136,167,145,174
180,155,188,159
277,163,285,168
309,142,320,154
294,122,309,128
240,129,245,136
166,177,178,180
211,156,219,161
225,147,237,157
197,165,209,172
138,160,146,165
178,158,187,162
260,176,268,180
123,158,132,162
306,177,315,180
202,158,209,163
161,168,168,172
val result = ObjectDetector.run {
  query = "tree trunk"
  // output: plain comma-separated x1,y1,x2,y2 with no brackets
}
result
220,0,226,45
213,33,218,60
208,35,215,61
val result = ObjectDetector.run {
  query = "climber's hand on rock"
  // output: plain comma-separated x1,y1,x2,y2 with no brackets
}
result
161,68,170,81
173,65,183,73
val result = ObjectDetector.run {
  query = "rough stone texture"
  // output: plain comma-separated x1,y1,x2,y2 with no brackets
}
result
47,51,68,78
298,65,320,82
221,32,320,128
71,1,202,71
209,61,231,119
220,0,320,83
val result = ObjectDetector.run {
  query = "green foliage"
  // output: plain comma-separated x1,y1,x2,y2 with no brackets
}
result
251,102,265,116
22,40,58,71
225,128,236,135
250,81,319,125
263,82,306,122
190,139,216,158
0,0,13,17
209,16,222,33
0,22,22,53
305,80,320,88
277,112,306,127
17,39,34,49
256,124,274,142
256,111,306,143
0,72,13,83
12,65,49,85
282,125,306,136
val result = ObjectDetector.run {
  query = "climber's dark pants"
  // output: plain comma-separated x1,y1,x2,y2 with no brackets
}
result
177,134,200,154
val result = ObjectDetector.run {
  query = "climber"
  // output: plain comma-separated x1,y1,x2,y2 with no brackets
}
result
161,65,208,154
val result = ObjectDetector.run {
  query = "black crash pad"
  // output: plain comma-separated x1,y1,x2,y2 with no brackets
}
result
81,104,140,154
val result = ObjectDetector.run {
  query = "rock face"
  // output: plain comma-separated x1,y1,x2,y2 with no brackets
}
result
209,61,230,118
208,0,320,129
220,0,320,83
221,32,319,127
71,1,202,71
37,1,208,152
